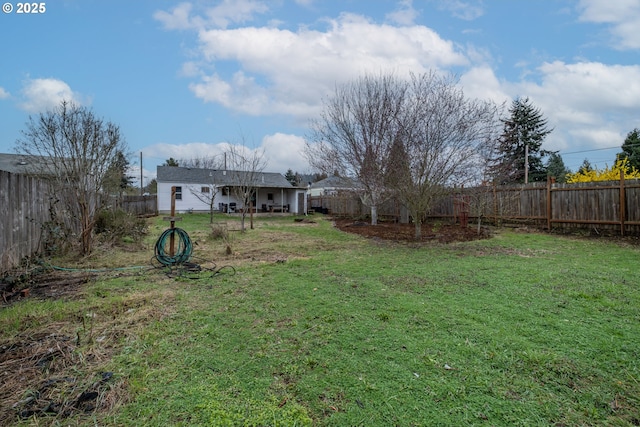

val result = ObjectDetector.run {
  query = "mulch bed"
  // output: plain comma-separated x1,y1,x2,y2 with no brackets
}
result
332,217,490,243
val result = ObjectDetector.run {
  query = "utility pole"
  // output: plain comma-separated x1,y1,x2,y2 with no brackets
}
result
140,151,144,195
524,144,529,184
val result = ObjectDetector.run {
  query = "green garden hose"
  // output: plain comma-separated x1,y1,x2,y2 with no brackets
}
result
154,228,193,266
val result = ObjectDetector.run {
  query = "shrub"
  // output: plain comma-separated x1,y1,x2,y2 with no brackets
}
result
566,158,640,183
95,209,147,244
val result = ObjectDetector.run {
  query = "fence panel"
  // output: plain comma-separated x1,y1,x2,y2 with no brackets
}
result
1,171,53,273
119,195,158,216
1,171,159,274
312,178,640,235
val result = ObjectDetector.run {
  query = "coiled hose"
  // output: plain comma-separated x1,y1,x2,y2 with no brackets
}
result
154,228,193,266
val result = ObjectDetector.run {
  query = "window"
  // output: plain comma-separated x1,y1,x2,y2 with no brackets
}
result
175,186,182,200
201,186,210,193
222,187,229,196
267,193,274,201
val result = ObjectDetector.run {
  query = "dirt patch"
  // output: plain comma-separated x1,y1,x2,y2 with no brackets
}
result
332,218,490,243
2,271,95,305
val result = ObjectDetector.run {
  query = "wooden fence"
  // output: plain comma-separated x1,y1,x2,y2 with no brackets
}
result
310,177,640,235
112,195,158,217
1,170,158,274
0,171,54,273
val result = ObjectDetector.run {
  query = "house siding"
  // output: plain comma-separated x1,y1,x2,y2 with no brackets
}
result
157,181,306,214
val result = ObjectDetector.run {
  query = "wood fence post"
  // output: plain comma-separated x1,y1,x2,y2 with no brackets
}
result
170,186,176,256
620,170,625,236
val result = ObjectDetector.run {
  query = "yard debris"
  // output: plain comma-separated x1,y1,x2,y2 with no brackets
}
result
0,332,120,424
1,271,95,306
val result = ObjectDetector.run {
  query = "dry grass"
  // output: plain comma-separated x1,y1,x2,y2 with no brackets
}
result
0,277,177,425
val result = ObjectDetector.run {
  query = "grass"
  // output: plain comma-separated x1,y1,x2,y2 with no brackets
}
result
2,213,640,426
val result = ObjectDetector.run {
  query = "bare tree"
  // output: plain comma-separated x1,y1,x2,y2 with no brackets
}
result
389,72,500,239
181,155,226,223
306,73,407,225
180,155,225,170
15,100,128,255
225,144,267,232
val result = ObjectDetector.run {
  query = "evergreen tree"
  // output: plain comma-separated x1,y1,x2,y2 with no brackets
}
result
578,159,593,175
384,136,411,189
163,157,179,166
144,178,157,194
490,97,553,184
545,152,570,183
616,128,640,172
104,151,134,202
284,169,298,186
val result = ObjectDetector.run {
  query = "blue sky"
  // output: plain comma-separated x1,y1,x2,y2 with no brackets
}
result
1,0,639,185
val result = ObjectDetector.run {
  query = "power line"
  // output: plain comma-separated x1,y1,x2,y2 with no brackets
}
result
559,141,640,156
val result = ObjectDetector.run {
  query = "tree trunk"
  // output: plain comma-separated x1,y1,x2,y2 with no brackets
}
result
250,201,254,230
414,220,422,240
370,205,378,225
79,200,93,255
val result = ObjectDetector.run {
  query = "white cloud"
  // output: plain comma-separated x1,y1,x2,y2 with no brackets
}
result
188,13,467,117
526,61,640,114
434,0,485,21
459,66,509,104
0,87,9,99
577,0,640,49
154,0,269,30
144,133,310,174
261,133,309,173
145,141,229,164
204,0,269,29
153,3,199,30
386,0,420,26
19,78,84,113
509,61,640,155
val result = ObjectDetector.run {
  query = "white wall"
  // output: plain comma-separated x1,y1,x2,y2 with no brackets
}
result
157,182,237,213
157,181,303,213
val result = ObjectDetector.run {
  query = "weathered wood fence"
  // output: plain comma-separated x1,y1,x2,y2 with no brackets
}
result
111,195,158,217
0,171,54,274
310,177,640,235
1,170,158,274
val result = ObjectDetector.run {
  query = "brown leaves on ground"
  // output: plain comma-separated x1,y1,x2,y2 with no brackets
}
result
332,218,490,243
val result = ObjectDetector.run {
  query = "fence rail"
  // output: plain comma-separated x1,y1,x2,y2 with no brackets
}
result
311,177,640,235
1,170,158,274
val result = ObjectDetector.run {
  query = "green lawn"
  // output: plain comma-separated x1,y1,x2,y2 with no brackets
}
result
3,214,640,426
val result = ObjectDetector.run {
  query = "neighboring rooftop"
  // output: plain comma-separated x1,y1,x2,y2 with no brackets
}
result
309,175,360,190
156,166,294,188
0,153,48,175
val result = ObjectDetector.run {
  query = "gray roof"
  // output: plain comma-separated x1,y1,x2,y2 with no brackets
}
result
157,166,294,188
309,175,360,189
0,153,48,175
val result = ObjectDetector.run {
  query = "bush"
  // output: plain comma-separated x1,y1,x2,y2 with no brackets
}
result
210,223,228,240
95,209,147,244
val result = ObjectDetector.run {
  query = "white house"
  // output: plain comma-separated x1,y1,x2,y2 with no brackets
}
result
308,176,361,196
156,166,308,214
